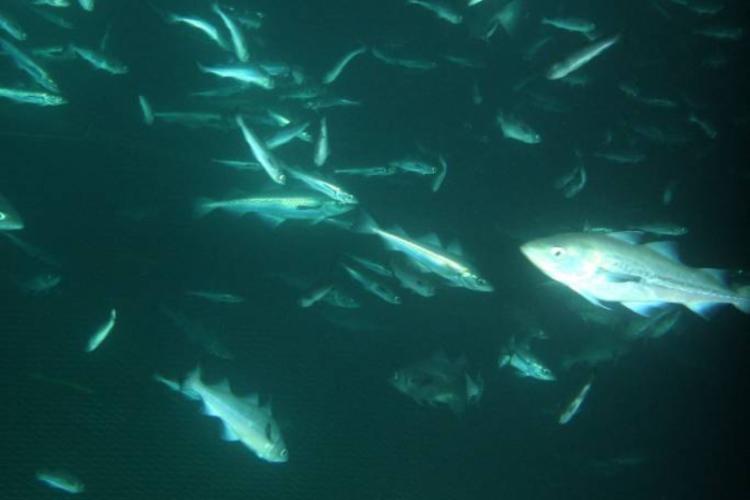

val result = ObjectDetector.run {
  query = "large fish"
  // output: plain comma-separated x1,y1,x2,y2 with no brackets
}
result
181,367,288,463
521,231,750,317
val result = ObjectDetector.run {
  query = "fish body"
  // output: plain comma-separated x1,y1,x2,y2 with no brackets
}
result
212,3,249,61
266,121,310,149
194,194,354,224
354,214,492,292
298,284,333,308
78,0,94,11
0,87,65,106
185,290,245,304
341,263,401,304
547,34,620,80
499,345,556,381
0,38,59,92
36,470,84,494
628,223,688,237
688,113,718,139
333,166,397,177
406,0,462,24
521,231,750,317
390,255,437,297
559,378,594,424
390,159,438,175
235,115,287,184
182,367,288,462
541,17,596,35
70,45,128,74
313,117,329,167
496,111,541,144
323,45,367,84
198,63,273,89
165,13,227,49
287,167,357,204
85,308,116,352
0,11,27,40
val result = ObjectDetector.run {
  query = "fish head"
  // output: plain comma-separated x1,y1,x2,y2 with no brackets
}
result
336,192,358,205
259,421,289,463
520,234,599,287
0,195,24,230
460,271,494,292
535,365,557,381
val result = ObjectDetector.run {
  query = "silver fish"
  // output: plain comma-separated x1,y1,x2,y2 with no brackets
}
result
322,45,367,84
546,34,620,80
235,115,287,184
36,469,84,494
559,377,594,424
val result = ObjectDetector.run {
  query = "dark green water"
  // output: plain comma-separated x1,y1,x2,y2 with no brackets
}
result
1,0,749,498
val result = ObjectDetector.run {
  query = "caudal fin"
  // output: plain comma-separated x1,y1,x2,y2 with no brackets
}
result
351,210,379,235
734,285,750,314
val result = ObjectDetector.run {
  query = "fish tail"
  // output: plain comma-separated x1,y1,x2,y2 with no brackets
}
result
193,197,216,218
733,285,750,314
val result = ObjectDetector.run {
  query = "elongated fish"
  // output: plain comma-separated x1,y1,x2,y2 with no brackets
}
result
181,367,288,462
0,87,65,106
341,263,401,304
322,45,367,84
354,213,492,292
496,111,541,144
36,469,84,494
498,348,556,381
407,0,462,24
212,3,249,61
235,115,286,184
194,194,354,226
546,34,620,80
0,37,59,92
521,232,750,317
559,377,594,424
70,45,128,74
163,11,227,49
197,62,273,89
85,308,116,352
286,167,357,204
313,117,329,167
0,11,27,40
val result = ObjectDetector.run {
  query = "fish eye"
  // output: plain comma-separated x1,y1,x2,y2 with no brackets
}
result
551,246,566,258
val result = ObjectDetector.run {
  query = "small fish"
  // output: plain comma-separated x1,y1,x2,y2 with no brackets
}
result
407,0,462,24
554,156,587,199
265,121,310,150
498,348,556,381
390,159,438,175
541,17,596,36
341,263,401,304
70,45,128,74
496,111,541,144
36,469,84,494
348,255,393,278
212,3,249,61
547,34,620,80
0,11,27,40
628,223,688,236
235,115,287,185
693,26,743,41
194,194,355,226
287,167,357,204
180,367,288,462
85,308,116,352
298,284,334,308
77,0,94,11
323,45,367,84
162,11,227,49
390,255,437,297
197,63,273,89
0,194,24,230
138,95,154,125
431,155,448,192
0,38,59,92
688,112,718,139
0,87,65,106
313,117,330,167
333,165,397,177
210,159,262,171
185,290,245,304
559,377,594,424
321,287,360,308
593,150,646,164
17,272,62,294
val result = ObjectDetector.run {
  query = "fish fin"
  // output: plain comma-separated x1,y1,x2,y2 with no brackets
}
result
733,286,750,314
575,290,611,309
193,198,215,218
645,241,680,261
605,231,643,245
700,268,728,285
211,378,231,393
221,424,240,441
351,211,378,234
686,302,724,319
419,232,442,248
257,214,285,228
621,301,668,317
390,225,408,237
446,239,464,256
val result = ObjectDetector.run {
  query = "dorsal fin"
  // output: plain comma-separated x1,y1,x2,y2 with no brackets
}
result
419,232,442,247
212,378,231,393
605,231,643,244
645,241,680,261
446,239,464,256
245,393,260,406
389,225,408,237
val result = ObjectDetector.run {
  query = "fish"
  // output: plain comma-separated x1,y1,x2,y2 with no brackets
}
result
496,111,541,144
322,45,367,84
85,308,117,352
390,351,480,413
546,34,620,80
0,194,24,230
313,117,330,167
390,254,437,297
498,347,556,381
406,0,462,24
17,272,62,294
520,231,750,317
371,47,438,70
0,11,27,40
77,0,94,11
197,63,274,89
688,112,718,139
185,290,245,304
181,367,288,462
286,167,356,204
353,213,492,292
36,469,84,494
235,115,287,185
265,121,310,150
628,223,688,236
138,95,154,125
210,159,262,171
298,283,334,308
559,377,594,424
431,154,448,192
70,45,128,74
0,37,59,92
593,150,646,164
554,156,587,199
162,11,227,49
321,286,360,308
348,255,393,278
541,17,597,36
0,87,65,106
341,263,401,304
333,165,397,177
390,159,438,175
212,3,249,61
693,26,743,41
194,193,355,226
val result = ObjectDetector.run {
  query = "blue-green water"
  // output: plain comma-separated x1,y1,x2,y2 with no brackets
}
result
1,0,749,498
